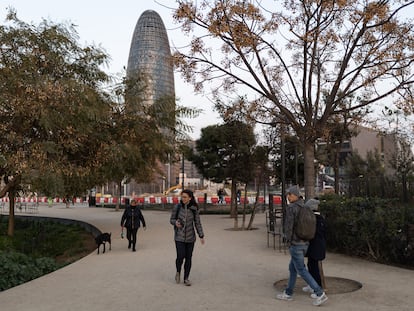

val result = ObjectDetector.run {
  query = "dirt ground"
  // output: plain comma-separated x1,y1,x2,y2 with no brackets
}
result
55,231,97,265
274,276,362,295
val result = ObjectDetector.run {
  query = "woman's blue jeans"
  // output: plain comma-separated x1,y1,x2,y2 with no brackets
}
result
285,244,323,296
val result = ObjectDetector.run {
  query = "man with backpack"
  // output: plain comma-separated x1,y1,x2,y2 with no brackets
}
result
276,185,328,306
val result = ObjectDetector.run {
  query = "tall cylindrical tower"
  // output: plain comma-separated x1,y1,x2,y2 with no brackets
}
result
126,10,176,191
126,10,175,106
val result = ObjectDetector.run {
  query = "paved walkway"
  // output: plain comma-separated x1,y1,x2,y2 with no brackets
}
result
1,205,413,311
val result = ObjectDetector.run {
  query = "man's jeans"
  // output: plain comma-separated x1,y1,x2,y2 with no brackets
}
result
285,244,323,296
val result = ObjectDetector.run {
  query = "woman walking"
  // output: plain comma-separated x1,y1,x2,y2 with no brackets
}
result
304,198,327,291
121,199,146,252
170,189,205,286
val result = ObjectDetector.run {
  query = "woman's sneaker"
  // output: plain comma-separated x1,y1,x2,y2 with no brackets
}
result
184,279,192,286
312,292,328,306
276,291,292,301
302,285,314,293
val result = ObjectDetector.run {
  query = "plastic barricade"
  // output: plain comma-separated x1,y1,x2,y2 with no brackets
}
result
273,196,282,205
197,197,205,204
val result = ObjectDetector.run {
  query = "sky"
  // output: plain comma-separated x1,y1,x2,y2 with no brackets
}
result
1,0,221,139
3,1,414,140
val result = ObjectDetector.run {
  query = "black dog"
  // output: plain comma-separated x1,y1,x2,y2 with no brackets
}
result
95,232,111,254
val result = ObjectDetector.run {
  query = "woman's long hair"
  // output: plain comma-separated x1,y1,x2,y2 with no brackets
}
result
180,189,198,208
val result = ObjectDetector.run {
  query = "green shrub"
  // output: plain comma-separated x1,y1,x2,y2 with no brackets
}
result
0,251,58,291
0,218,95,291
320,195,414,267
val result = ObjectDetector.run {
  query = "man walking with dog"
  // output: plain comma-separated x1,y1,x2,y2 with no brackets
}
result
121,199,146,252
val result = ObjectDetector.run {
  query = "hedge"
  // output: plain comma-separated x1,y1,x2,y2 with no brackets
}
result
320,195,414,267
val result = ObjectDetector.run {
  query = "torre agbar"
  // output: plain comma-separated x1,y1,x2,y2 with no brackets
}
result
126,10,179,194
127,10,175,105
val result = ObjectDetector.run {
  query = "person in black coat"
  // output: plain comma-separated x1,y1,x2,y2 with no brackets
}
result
121,199,146,252
304,198,327,288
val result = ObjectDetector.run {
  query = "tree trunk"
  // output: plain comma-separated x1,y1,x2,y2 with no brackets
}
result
231,181,238,228
334,154,339,194
402,172,408,203
241,184,247,230
116,180,122,211
303,141,316,199
334,144,340,194
230,181,237,218
8,191,15,237
247,175,261,230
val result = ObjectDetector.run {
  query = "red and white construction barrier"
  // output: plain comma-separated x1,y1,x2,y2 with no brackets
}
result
0,195,281,205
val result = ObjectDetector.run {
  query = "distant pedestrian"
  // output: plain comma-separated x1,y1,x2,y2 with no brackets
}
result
47,197,53,208
217,188,224,204
170,189,205,286
120,199,146,252
303,198,327,291
276,186,328,306
237,189,241,203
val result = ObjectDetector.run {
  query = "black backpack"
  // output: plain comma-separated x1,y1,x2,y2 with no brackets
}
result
294,203,316,240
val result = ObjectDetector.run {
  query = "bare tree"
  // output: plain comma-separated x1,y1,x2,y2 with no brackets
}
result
173,0,414,198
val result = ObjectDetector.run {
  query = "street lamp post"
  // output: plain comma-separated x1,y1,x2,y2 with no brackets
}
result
281,126,287,231
181,154,185,190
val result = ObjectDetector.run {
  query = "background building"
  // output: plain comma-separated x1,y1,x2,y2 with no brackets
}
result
316,125,410,195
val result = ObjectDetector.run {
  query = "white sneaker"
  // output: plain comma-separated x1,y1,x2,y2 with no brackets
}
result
310,291,326,299
302,285,314,293
312,292,328,306
276,291,293,301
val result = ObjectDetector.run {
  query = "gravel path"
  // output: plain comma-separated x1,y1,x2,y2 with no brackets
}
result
1,205,413,310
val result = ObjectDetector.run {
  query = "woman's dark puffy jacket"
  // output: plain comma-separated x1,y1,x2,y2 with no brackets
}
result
170,203,204,243
306,213,327,260
121,206,146,229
